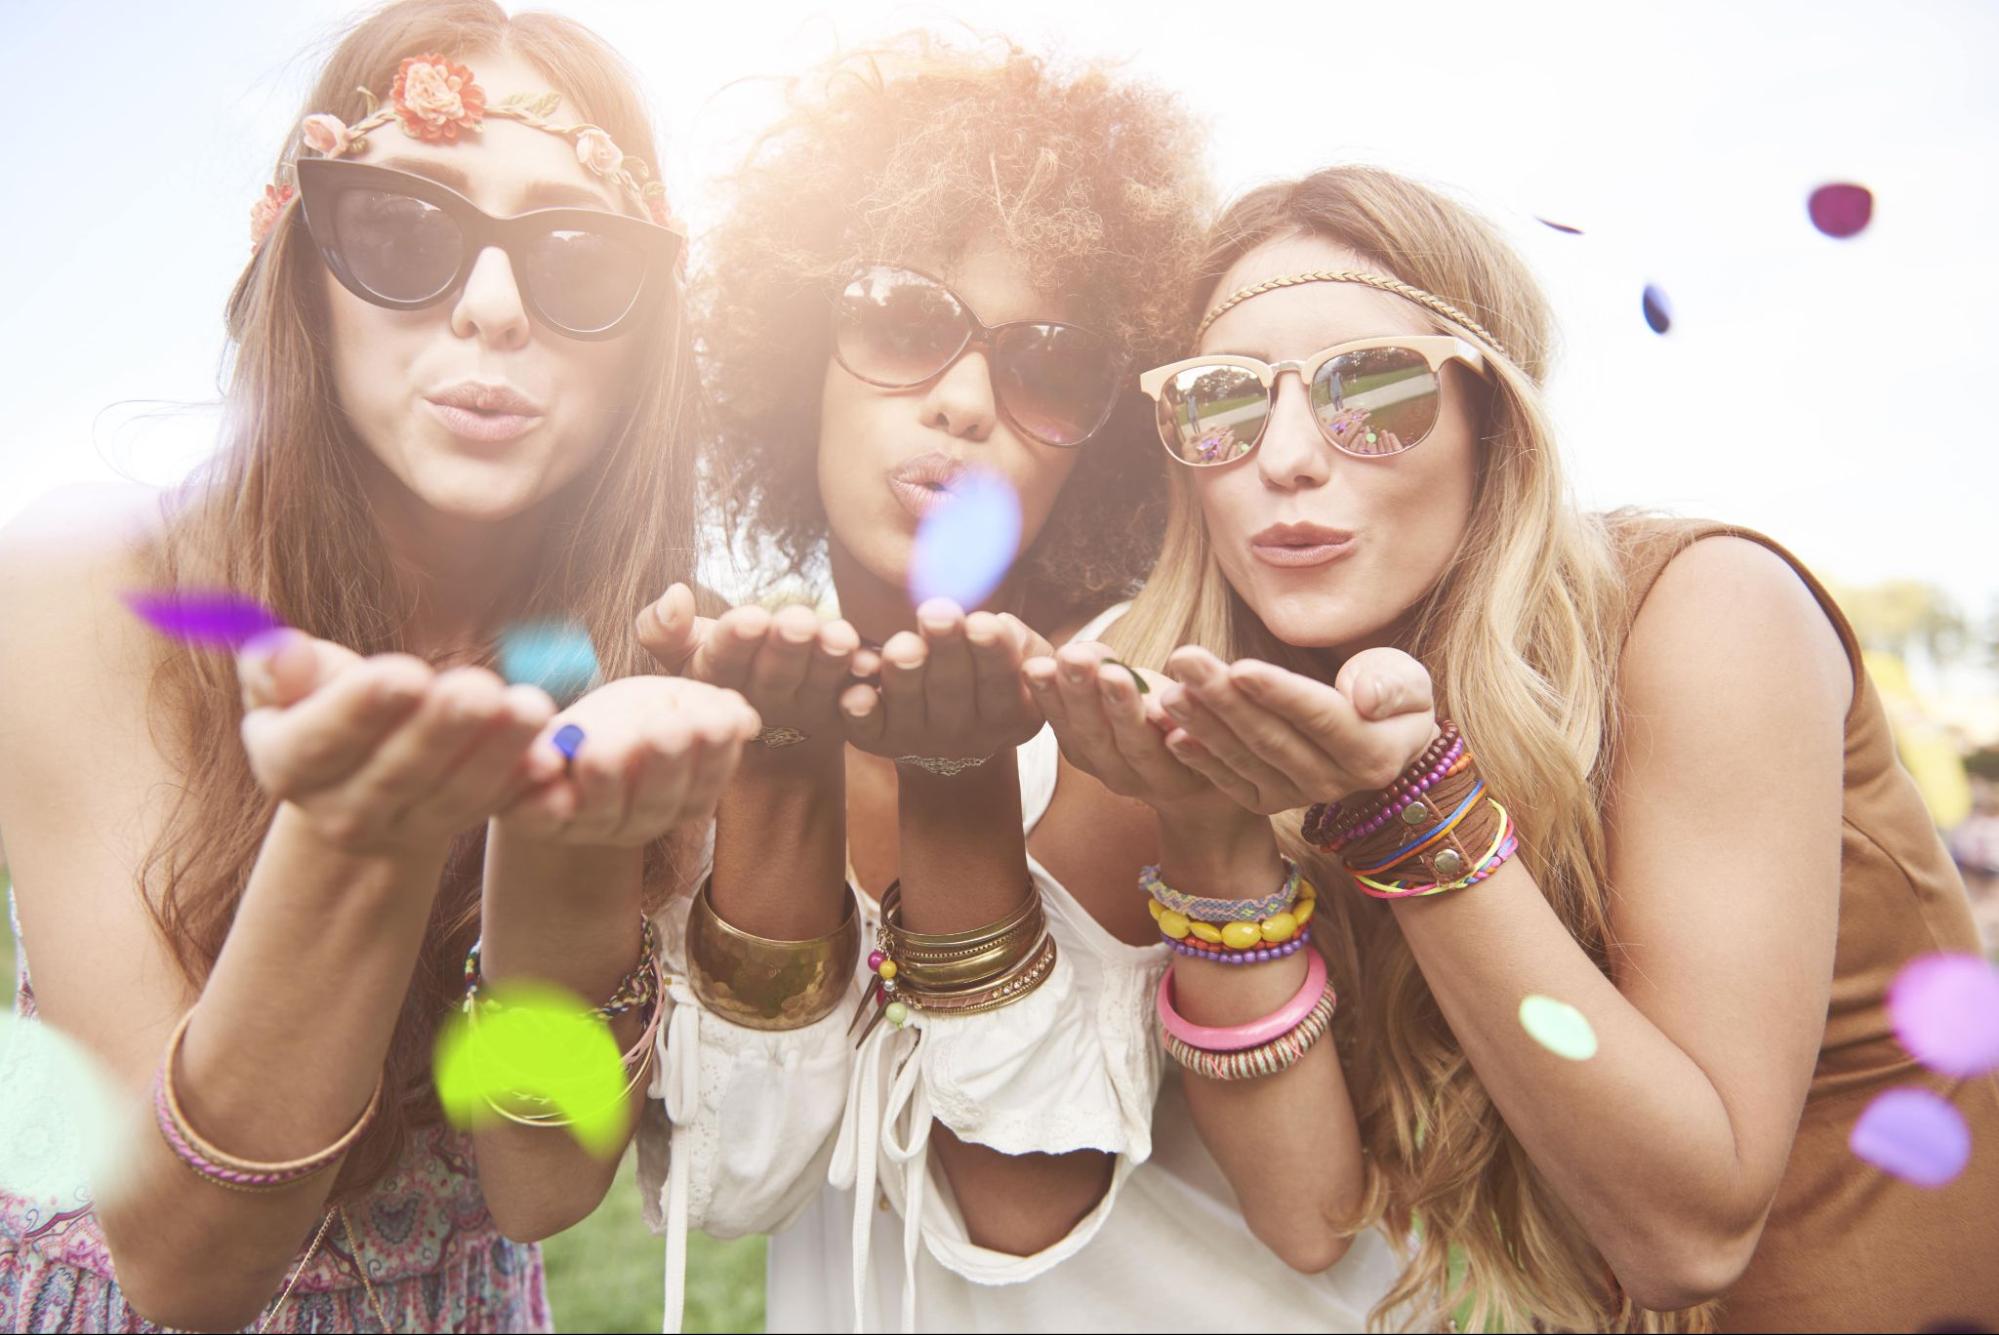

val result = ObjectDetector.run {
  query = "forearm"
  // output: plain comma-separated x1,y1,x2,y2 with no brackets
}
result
100,804,445,1328
899,755,1114,1254
1163,815,1365,1273
468,829,650,1240
711,739,848,938
1393,864,1766,1301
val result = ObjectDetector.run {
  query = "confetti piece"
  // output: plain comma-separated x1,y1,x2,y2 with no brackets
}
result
1849,1087,1969,1188
1808,182,1873,239
0,1014,143,1206
498,620,600,706
1104,658,1150,694
124,591,282,648
1535,217,1584,235
909,470,1023,610
434,982,632,1157
1641,285,1672,335
1518,994,1598,1060
551,723,586,762
1889,953,1999,1078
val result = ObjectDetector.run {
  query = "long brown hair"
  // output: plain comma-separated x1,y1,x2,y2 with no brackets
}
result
1114,167,1712,1332
140,0,695,1203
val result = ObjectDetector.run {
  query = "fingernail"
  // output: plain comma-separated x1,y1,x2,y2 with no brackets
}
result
1060,661,1088,685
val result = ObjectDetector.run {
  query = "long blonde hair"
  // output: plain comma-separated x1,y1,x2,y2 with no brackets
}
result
141,0,696,1204
1114,167,1709,1331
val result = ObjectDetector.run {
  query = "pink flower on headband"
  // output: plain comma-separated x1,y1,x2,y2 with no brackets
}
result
574,127,622,179
250,183,295,252
300,113,354,158
392,54,485,143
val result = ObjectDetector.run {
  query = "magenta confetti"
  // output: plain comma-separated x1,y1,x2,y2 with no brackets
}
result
1890,953,1999,1078
1641,284,1672,335
1849,1087,1970,1187
124,591,283,648
1808,182,1873,239
1536,217,1584,235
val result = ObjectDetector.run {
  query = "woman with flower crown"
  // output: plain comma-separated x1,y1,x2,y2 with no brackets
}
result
0,2,754,1329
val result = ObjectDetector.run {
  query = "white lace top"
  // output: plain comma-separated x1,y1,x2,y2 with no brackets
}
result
637,606,1404,1333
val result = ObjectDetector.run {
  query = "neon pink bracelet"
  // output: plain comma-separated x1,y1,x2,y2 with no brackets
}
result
1156,948,1327,1053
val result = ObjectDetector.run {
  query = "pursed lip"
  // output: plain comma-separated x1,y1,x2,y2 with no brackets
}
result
887,452,967,520
423,381,546,444
1249,521,1356,569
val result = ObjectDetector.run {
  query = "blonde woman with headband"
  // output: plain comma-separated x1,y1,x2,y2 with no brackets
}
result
0,2,755,1328
1030,165,1998,1331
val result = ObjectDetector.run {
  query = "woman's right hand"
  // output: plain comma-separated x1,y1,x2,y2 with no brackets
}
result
1024,640,1247,826
636,582,863,744
236,630,560,857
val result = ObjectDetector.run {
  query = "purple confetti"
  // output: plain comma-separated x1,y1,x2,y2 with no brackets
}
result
1641,284,1672,335
908,470,1023,609
124,590,283,648
1890,953,1999,1078
1536,217,1584,235
1808,183,1873,239
551,723,585,762
1849,1087,1970,1188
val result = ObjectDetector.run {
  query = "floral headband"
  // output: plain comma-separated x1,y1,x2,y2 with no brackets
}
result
250,53,681,251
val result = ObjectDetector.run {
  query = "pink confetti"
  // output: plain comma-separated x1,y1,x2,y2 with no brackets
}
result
1850,1087,1970,1188
1536,217,1584,235
1808,183,1873,239
1890,953,1999,1078
124,591,283,648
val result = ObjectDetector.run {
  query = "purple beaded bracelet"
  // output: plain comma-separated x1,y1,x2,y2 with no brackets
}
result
1167,925,1313,966
1306,733,1466,850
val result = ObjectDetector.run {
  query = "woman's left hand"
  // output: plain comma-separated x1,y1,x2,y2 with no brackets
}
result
499,675,761,846
1152,645,1440,813
838,599,1050,764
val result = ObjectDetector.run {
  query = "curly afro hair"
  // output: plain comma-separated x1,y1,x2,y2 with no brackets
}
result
696,32,1213,621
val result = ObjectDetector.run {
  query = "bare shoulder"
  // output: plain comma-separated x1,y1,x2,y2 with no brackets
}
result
1620,534,1852,726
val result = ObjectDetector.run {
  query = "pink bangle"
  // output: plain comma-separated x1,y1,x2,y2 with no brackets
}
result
1156,948,1327,1053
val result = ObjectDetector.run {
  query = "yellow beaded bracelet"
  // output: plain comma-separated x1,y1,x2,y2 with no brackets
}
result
1147,878,1318,949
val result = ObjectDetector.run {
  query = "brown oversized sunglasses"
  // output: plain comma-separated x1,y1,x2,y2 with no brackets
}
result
1138,335,1487,466
832,263,1126,448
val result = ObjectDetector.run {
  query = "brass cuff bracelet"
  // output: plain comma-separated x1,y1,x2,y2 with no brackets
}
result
687,878,862,1031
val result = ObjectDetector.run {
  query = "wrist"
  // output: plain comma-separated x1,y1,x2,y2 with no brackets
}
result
1155,812,1284,898
271,802,448,899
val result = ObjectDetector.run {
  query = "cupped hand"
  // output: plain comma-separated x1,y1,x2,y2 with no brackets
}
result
637,583,860,742
498,674,760,847
838,599,1049,763
237,630,560,857
1151,645,1441,814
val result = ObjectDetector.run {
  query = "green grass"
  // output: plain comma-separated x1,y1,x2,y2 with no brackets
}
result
0,871,766,1333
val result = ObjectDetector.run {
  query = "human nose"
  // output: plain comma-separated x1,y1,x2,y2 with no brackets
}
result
917,344,999,443
449,246,531,351
1254,369,1332,491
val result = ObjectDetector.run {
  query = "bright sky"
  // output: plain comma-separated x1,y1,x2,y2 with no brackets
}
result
4,0,1995,624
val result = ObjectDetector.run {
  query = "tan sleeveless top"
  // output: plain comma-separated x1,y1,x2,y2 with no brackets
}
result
1612,517,1999,1332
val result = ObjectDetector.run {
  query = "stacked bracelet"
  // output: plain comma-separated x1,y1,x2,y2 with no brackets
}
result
463,915,661,1022
1156,948,1338,1082
1166,925,1313,966
1142,859,1316,953
850,881,1054,1044
686,880,863,1030
155,1011,381,1192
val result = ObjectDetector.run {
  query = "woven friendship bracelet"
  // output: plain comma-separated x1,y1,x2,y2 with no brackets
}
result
1141,858,1301,923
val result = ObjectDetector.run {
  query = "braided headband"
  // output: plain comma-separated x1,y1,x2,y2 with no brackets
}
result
1195,269,1514,365
250,53,680,250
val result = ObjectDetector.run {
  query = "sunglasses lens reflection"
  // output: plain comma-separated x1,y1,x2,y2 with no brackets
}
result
835,267,970,387
329,188,464,305
525,229,648,335
1156,364,1267,464
1311,346,1439,456
991,324,1121,447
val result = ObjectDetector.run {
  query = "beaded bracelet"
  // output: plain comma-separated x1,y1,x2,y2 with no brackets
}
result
1166,925,1314,966
466,950,665,1130
155,1011,382,1192
1142,858,1300,923
463,915,659,1021
1163,983,1338,1082
1303,721,1463,848
1146,876,1316,950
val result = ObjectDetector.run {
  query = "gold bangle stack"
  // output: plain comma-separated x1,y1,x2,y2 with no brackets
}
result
849,881,1055,1045
685,878,863,1030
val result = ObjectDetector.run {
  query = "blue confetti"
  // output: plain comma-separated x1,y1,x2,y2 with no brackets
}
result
551,723,586,762
499,620,599,706
1641,284,1672,335
908,470,1023,609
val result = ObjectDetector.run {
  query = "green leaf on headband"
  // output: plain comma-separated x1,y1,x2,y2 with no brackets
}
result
356,86,379,115
1103,658,1150,694
621,155,651,181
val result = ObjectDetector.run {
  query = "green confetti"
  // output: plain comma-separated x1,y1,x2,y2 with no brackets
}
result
1103,658,1150,695
1518,994,1598,1061
435,981,633,1157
